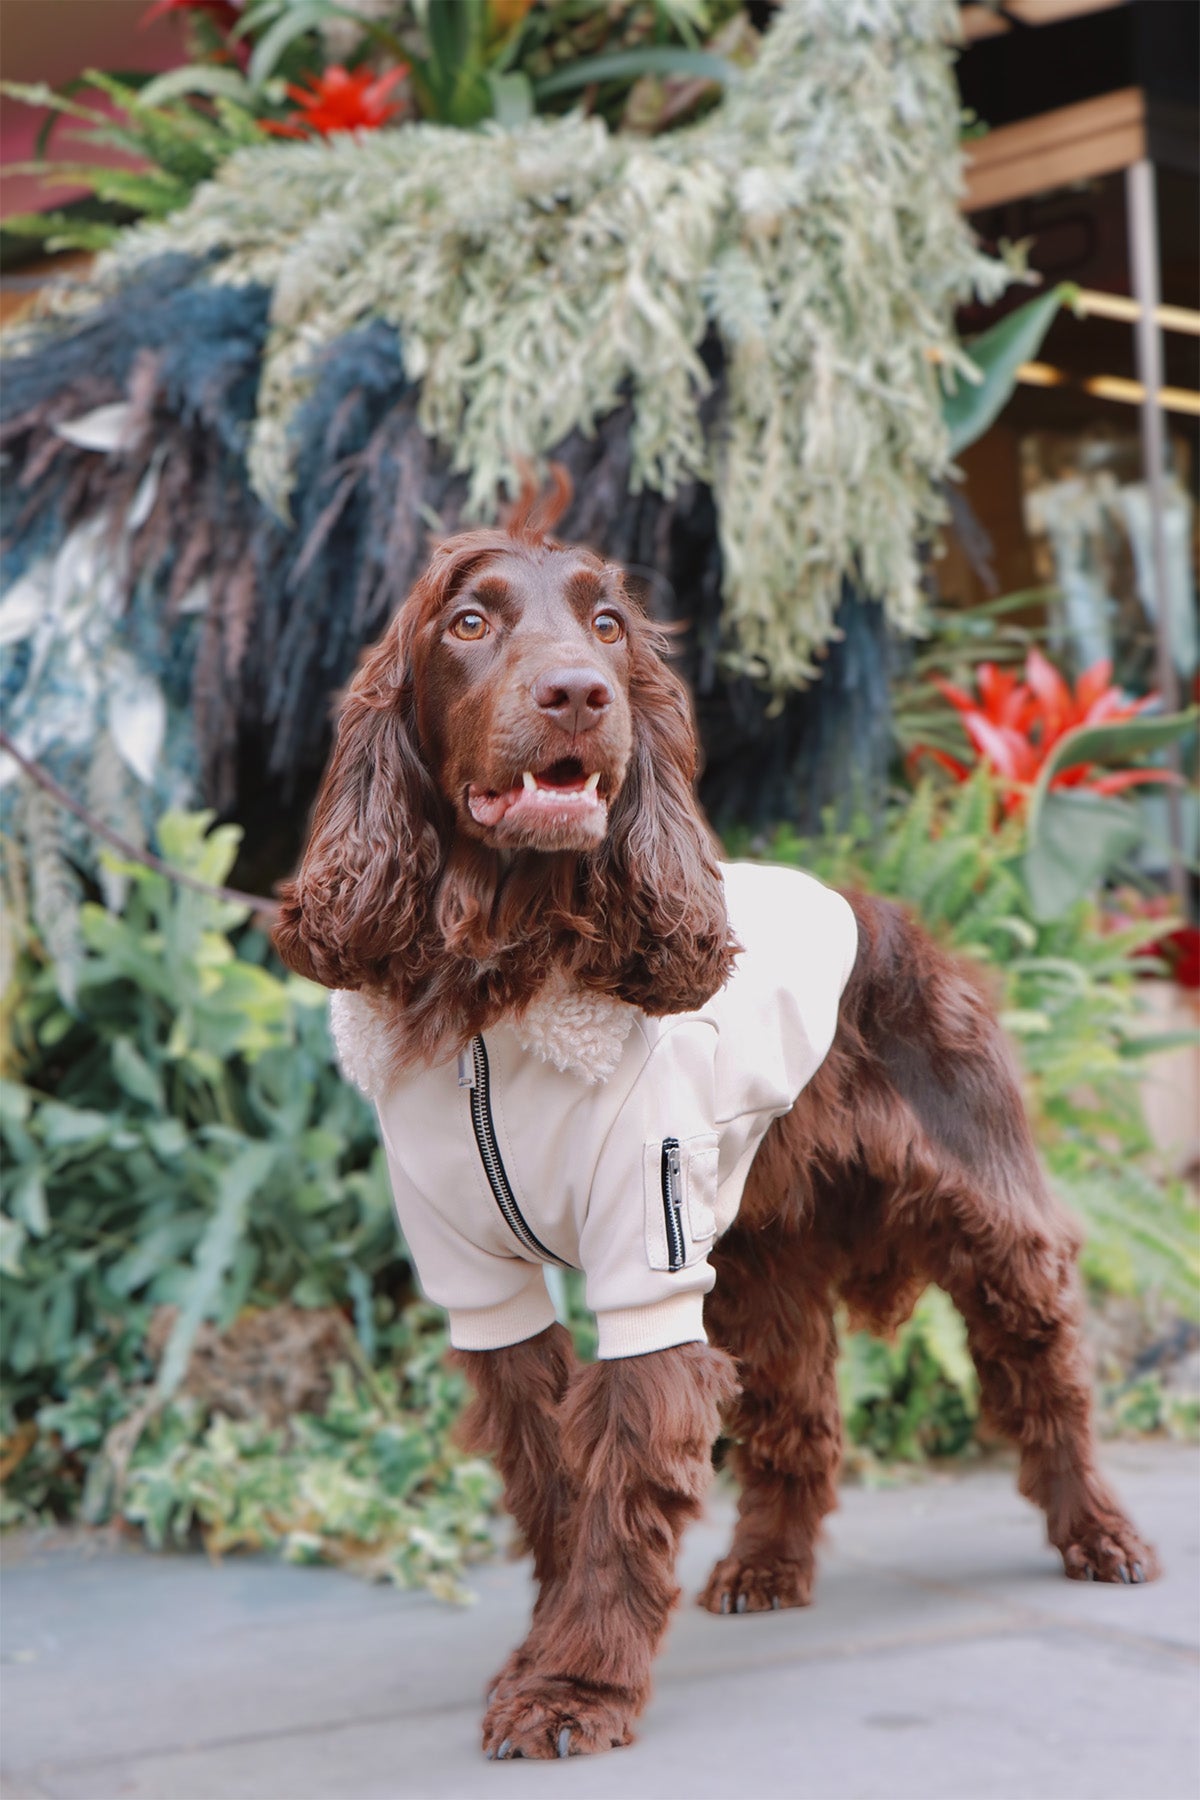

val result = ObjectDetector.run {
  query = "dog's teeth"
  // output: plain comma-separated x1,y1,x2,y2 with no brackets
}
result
583,772,600,794
522,771,537,791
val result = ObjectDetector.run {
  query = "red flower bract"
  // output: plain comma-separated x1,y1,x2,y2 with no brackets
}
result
263,65,406,138
915,652,1177,817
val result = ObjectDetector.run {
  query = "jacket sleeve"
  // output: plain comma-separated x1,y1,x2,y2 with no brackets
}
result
578,1017,721,1359
376,1116,558,1353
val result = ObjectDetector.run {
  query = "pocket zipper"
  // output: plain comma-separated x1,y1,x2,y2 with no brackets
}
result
460,1035,573,1268
660,1136,685,1273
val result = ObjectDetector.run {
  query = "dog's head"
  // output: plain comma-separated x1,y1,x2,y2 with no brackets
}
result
273,475,734,1052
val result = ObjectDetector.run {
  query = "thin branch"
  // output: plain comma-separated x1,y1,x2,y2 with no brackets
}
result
0,728,281,917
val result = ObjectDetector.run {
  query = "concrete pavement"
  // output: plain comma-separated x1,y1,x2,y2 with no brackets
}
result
2,1441,1197,1800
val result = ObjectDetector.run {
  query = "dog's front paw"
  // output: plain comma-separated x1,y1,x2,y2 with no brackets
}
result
699,1553,814,1615
1060,1519,1160,1585
483,1677,636,1760
484,1641,535,1708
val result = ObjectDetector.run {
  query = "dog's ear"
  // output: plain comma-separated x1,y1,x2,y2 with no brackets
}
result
273,613,445,991
588,626,736,1014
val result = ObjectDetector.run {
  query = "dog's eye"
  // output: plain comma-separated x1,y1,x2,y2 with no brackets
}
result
450,611,489,642
592,612,624,645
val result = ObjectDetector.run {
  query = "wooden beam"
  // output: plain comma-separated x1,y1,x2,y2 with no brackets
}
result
963,86,1146,211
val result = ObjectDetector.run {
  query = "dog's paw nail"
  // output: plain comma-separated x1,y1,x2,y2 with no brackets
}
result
497,1738,512,1760
720,1593,730,1614
735,1593,748,1614
1083,1566,1095,1581
1117,1564,1131,1584
557,1728,572,1758
771,1596,781,1611
486,1748,495,1761
1132,1562,1144,1583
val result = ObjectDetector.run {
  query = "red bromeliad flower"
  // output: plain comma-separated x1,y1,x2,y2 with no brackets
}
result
915,650,1177,817
263,66,407,138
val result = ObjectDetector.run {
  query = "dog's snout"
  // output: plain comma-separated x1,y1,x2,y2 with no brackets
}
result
533,666,613,734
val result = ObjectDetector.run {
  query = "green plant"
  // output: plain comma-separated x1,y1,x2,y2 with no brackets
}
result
117,1359,499,1602
942,282,1075,458
0,73,272,251
0,811,511,1590
903,643,1198,919
1,0,741,253
0,811,399,1425
838,1287,978,1467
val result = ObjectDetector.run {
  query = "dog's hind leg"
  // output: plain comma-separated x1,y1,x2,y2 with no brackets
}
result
918,1186,1160,1584
451,1324,578,1700
699,1226,843,1614
851,894,1160,1585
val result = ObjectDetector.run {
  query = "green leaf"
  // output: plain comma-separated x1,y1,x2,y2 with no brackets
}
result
943,283,1075,457
38,1102,112,1149
136,66,256,109
1020,707,1199,919
1117,1029,1200,1060
0,210,121,252
912,1288,976,1396
427,0,483,92
1022,790,1143,922
155,1141,278,1401
8,1169,49,1238
247,2,333,89
111,1038,165,1111
0,1213,28,1279
1030,708,1199,821
486,70,534,128
534,46,736,101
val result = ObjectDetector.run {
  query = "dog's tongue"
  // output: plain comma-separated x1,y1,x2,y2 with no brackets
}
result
468,785,521,827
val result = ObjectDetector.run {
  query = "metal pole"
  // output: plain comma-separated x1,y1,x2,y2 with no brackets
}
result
1125,158,1185,903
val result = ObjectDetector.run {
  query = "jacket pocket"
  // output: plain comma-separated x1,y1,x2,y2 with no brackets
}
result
643,1132,720,1273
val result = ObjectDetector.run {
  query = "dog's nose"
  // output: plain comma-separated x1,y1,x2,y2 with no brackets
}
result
532,667,613,734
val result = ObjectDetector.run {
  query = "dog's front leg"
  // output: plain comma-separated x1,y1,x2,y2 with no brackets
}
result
451,1325,578,1700
481,1341,737,1760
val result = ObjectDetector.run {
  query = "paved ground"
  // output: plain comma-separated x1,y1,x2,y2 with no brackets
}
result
2,1442,1197,1800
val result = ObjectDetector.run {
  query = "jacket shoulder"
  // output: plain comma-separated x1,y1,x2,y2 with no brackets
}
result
719,861,858,990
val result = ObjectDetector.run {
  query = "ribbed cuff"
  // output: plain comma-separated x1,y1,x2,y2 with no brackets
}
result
595,1292,708,1360
448,1285,558,1352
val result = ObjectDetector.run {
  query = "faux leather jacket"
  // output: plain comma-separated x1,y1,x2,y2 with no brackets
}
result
331,863,857,1359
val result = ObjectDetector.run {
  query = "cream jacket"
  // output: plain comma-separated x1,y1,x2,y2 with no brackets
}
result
331,863,857,1359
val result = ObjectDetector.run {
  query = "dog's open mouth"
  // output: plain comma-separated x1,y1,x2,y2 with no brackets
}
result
467,758,607,835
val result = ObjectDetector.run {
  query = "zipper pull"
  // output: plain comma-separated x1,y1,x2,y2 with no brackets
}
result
457,1045,477,1089
661,1136,685,1273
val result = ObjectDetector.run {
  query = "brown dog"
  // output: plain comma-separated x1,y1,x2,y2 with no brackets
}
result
274,482,1157,1762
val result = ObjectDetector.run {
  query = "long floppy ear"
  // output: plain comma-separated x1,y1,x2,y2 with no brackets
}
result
273,613,445,990
586,626,736,1014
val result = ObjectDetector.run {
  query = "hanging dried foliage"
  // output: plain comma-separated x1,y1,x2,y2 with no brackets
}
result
44,0,1008,688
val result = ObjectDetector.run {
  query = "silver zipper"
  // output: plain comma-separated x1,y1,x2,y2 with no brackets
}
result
464,1035,573,1268
661,1137,685,1273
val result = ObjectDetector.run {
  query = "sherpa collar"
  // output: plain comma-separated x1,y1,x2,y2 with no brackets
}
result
330,975,636,1100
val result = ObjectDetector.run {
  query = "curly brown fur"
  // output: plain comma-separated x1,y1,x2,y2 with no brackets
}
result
701,892,1158,1614
476,1343,738,1759
278,491,1157,1763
